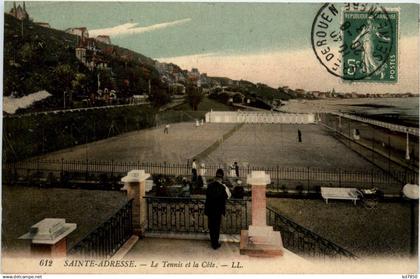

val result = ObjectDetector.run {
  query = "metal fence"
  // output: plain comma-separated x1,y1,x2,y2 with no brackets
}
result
144,196,248,234
68,199,133,259
319,113,419,185
267,207,356,259
4,159,417,194
144,196,355,259
332,112,419,136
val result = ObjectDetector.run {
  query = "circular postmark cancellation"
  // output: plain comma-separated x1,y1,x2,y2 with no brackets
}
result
311,3,398,81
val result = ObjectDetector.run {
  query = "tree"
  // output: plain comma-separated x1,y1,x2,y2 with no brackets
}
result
71,73,87,96
52,64,75,92
98,69,114,90
148,82,171,108
19,42,34,63
185,85,204,111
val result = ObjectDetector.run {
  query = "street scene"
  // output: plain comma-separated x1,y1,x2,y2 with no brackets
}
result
2,1,419,275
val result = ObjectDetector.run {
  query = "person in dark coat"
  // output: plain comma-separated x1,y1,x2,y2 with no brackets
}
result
234,162,239,177
298,129,302,143
191,159,198,183
205,168,231,249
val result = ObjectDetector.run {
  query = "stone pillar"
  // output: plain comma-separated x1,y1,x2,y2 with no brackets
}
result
121,170,150,237
240,171,283,257
19,218,76,258
31,238,68,257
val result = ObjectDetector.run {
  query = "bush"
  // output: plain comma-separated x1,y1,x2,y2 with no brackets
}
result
295,184,304,194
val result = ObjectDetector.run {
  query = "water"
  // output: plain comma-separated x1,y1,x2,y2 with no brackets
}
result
341,97,419,127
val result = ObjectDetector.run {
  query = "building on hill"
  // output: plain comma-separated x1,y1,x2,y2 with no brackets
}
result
75,47,87,65
95,35,111,44
65,27,89,41
75,35,109,71
103,46,117,56
9,1,29,21
189,68,200,79
169,83,186,95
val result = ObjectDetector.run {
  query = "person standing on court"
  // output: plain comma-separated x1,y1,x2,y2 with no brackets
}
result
205,169,231,249
234,162,239,177
191,158,198,183
164,124,170,134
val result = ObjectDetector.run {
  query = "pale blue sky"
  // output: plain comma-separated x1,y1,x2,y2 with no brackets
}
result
5,2,419,58
4,2,420,92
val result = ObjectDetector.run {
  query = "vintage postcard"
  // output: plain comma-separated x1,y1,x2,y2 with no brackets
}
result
1,1,419,276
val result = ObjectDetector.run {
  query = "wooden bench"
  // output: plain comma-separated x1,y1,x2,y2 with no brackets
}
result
321,187,360,205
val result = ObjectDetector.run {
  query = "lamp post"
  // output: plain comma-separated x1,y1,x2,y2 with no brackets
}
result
402,183,419,257
405,129,410,160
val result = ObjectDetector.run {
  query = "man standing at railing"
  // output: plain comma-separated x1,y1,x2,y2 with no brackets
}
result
205,168,231,249
191,158,198,183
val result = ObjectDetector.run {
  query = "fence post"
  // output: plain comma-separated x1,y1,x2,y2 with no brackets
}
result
240,171,283,256
111,159,114,177
276,165,279,191
20,218,76,258
307,167,310,193
85,159,89,181
121,170,150,237
338,168,341,187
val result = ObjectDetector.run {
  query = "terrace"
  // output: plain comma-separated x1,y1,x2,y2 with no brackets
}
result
2,181,417,275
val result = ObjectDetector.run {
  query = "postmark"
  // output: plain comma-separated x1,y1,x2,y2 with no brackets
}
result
311,3,399,82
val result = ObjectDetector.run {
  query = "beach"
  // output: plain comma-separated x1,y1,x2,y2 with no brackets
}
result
280,97,419,127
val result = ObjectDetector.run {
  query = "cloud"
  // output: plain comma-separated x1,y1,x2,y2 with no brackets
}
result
90,18,191,37
157,36,419,94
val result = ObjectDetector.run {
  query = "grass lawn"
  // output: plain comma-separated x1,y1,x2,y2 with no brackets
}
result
2,185,128,256
268,198,417,257
173,97,234,111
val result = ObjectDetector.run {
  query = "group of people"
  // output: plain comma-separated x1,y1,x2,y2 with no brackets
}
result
191,159,207,189
192,159,240,181
163,119,204,134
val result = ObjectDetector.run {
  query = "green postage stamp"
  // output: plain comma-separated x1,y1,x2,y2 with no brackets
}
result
312,3,399,82
342,9,399,82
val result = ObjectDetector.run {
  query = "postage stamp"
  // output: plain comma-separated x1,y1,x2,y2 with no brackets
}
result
1,1,419,277
311,3,399,82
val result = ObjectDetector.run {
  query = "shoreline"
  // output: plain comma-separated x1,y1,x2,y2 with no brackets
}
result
280,97,419,128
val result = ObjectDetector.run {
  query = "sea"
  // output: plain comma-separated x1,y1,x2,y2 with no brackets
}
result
339,97,419,127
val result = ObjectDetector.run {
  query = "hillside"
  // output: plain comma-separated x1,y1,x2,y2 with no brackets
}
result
3,14,167,111
4,13,297,113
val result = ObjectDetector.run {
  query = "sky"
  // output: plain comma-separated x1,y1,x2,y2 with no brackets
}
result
4,1,420,93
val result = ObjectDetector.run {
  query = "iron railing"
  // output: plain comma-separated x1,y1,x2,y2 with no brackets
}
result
68,199,133,259
267,207,356,259
332,112,419,136
144,196,248,234
4,158,417,194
